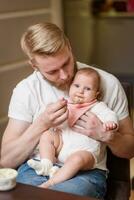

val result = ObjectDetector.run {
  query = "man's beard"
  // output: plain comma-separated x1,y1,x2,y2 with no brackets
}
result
45,61,78,91
46,77,72,90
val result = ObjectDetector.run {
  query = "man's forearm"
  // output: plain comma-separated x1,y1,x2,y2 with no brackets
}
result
107,116,134,159
1,122,48,168
107,131,134,159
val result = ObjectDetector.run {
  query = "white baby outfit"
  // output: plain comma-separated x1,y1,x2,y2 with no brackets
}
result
57,100,118,170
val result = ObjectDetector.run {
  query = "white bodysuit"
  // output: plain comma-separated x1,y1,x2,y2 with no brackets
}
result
58,101,118,170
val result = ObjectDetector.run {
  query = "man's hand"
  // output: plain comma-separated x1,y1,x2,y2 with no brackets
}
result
35,98,68,131
72,111,116,142
0,99,68,168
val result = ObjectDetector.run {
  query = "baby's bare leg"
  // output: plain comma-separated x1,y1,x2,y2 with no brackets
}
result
39,129,61,162
40,150,95,188
27,129,62,176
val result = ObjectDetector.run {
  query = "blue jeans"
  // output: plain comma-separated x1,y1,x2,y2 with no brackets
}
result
17,162,107,199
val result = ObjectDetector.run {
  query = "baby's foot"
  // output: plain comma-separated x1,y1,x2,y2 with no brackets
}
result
39,179,55,188
27,158,53,176
27,159,43,174
49,166,60,178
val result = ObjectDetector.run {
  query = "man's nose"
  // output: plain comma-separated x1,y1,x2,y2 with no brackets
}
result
59,69,68,80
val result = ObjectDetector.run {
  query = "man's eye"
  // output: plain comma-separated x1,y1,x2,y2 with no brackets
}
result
47,70,57,75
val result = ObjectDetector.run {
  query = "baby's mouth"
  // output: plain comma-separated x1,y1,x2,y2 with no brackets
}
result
73,96,84,104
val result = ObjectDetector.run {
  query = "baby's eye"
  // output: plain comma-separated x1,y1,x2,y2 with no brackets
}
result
84,87,91,91
74,84,79,88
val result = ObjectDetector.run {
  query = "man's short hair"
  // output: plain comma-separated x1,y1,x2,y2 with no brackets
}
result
21,22,70,60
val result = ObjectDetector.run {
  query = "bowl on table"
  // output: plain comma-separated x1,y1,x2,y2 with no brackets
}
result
0,168,18,191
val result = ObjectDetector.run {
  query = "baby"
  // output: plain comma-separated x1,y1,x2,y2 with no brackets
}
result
27,67,118,188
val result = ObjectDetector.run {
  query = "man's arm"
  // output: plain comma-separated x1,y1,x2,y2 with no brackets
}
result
72,113,134,159
0,118,43,168
107,116,134,158
0,99,68,168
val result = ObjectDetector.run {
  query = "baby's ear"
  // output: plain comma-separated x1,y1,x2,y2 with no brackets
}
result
96,91,100,97
96,91,102,100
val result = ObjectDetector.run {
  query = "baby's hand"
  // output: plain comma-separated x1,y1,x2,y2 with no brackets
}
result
103,121,118,131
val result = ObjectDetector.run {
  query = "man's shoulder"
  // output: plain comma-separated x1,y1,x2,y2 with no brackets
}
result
15,71,41,89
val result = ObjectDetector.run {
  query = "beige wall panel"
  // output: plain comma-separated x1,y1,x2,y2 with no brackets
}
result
63,0,94,64
0,64,33,118
0,0,50,12
0,14,51,65
92,18,134,75
0,0,63,140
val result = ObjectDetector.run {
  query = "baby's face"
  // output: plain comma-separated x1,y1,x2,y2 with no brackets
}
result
69,73,99,104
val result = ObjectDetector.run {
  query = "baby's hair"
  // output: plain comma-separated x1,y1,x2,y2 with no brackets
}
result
76,67,100,88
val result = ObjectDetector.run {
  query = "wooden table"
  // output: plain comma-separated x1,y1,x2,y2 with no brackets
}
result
0,183,98,200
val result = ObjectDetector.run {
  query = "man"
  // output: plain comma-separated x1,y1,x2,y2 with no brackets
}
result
1,22,134,199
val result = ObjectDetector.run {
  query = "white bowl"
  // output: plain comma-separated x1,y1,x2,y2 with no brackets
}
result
0,168,18,191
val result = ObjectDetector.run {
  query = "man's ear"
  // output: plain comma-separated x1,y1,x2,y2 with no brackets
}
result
28,60,37,71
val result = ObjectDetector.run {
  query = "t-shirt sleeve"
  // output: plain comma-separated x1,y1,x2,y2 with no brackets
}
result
108,78,129,121
8,82,35,123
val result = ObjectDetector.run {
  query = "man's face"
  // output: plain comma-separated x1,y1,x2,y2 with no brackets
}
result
33,47,76,90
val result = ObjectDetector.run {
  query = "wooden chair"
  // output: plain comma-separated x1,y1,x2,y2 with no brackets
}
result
105,82,133,200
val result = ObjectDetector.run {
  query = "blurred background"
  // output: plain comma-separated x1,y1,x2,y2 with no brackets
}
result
0,0,134,198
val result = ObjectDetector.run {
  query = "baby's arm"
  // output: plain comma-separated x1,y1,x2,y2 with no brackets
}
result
91,101,119,131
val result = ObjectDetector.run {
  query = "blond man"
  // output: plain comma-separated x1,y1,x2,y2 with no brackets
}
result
1,22,134,199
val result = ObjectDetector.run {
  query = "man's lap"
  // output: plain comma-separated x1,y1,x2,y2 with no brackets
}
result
17,162,107,199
